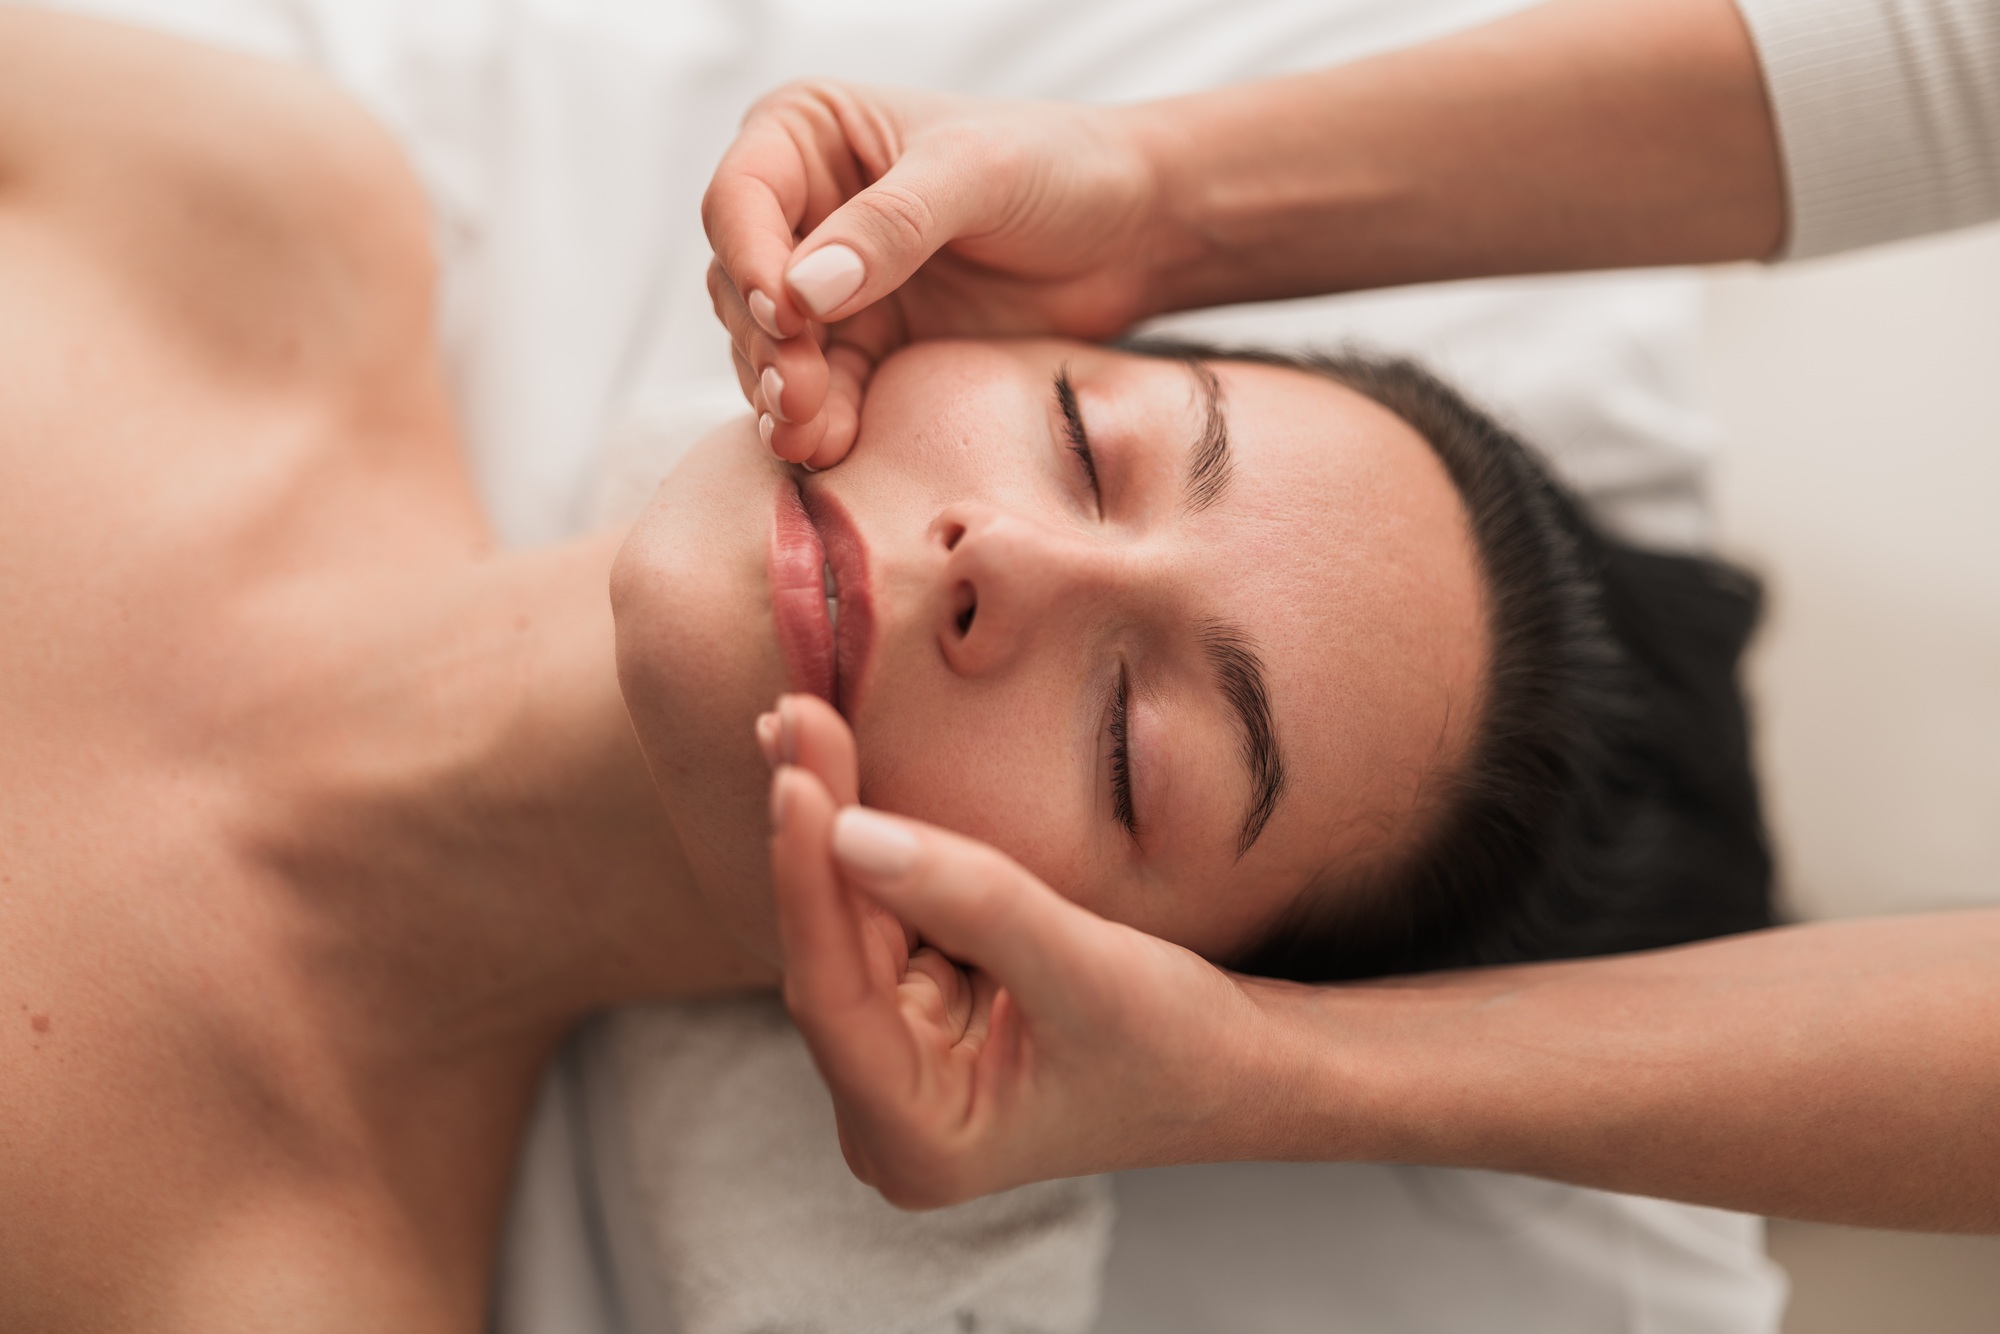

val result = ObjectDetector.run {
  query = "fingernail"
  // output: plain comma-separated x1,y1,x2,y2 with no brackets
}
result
759,413,775,448
832,807,919,879
761,366,788,422
754,711,782,767
770,767,795,832
787,244,864,319
774,697,799,764
747,288,783,339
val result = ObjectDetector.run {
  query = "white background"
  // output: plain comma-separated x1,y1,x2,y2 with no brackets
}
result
1702,221,2000,1333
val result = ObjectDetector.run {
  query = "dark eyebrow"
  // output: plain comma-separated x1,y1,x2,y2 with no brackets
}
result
1200,620,1285,858
1181,359,1231,513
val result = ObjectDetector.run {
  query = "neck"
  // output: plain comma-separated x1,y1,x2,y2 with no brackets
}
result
176,525,761,1323
231,527,774,1305
253,529,771,1067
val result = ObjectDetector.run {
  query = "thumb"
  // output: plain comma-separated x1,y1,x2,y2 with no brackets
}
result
828,806,1106,1007
784,128,1009,323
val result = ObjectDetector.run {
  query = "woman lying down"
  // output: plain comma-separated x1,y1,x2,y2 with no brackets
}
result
0,9,1769,1331
616,334,1771,985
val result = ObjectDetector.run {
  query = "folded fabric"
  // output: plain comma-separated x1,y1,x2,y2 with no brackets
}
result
591,998,1112,1334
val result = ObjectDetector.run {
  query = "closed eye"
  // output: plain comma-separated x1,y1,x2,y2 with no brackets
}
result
1054,367,1100,503
1109,664,1137,837
1057,368,1129,838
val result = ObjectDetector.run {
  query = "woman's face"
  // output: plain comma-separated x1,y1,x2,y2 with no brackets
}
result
613,340,1488,964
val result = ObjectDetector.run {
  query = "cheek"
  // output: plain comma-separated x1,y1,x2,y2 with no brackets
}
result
853,681,1103,911
841,349,1052,503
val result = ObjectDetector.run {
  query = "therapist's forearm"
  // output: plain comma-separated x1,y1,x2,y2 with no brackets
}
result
1127,0,1786,312
1247,911,2000,1231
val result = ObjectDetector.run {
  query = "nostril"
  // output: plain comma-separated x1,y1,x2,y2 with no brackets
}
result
952,583,976,637
942,520,967,551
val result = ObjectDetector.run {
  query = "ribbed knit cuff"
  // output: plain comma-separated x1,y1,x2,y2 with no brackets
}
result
1735,0,2000,259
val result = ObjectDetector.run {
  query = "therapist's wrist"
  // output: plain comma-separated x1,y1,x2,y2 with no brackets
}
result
1228,970,1525,1169
1196,974,1399,1165
1114,76,1409,319
1108,99,1217,320
1113,93,1301,319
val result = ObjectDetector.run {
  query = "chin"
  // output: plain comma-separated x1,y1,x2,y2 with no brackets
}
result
610,418,789,960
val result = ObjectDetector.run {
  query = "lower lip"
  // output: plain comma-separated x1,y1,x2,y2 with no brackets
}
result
769,480,836,705
802,482,873,716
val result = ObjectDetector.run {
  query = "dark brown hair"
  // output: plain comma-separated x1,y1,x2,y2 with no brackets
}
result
1128,341,1773,981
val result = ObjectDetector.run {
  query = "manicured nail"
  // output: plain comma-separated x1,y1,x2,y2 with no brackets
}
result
759,413,775,448
760,366,788,422
832,807,919,878
787,244,864,319
754,711,781,767
773,697,799,764
747,288,783,339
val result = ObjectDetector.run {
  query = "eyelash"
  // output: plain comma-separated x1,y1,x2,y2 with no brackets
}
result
1054,368,1100,499
1109,666,1137,836
1055,370,1131,836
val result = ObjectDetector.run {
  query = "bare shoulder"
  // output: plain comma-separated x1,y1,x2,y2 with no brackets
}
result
0,7,439,398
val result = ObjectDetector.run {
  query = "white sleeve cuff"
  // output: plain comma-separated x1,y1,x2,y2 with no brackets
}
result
1734,0,2000,259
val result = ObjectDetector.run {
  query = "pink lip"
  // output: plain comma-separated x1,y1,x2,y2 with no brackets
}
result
768,477,874,713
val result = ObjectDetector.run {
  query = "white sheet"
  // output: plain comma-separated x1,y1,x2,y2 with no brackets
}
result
49,0,1714,550
39,1,1782,1330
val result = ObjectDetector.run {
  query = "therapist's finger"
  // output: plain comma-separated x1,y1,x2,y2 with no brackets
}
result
755,336,886,470
771,766,919,1092
781,126,1011,325
702,98,829,342
731,347,831,464
828,807,1106,1008
902,945,976,1044
788,341,871,469
729,346,761,410
773,693,859,808
707,258,806,397
708,260,833,436
782,293,910,467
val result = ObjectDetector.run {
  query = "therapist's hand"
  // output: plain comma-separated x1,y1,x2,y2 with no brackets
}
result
708,0,1785,471
761,694,1289,1205
705,83,1168,469
764,694,2000,1227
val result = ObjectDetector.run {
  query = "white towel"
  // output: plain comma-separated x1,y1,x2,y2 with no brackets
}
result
593,998,1113,1334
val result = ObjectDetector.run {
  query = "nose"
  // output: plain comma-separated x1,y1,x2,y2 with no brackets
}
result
931,502,1116,676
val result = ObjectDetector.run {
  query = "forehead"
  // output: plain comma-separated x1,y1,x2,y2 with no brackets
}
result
1151,354,1491,884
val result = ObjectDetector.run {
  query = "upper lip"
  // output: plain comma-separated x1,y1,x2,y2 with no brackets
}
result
799,477,875,717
